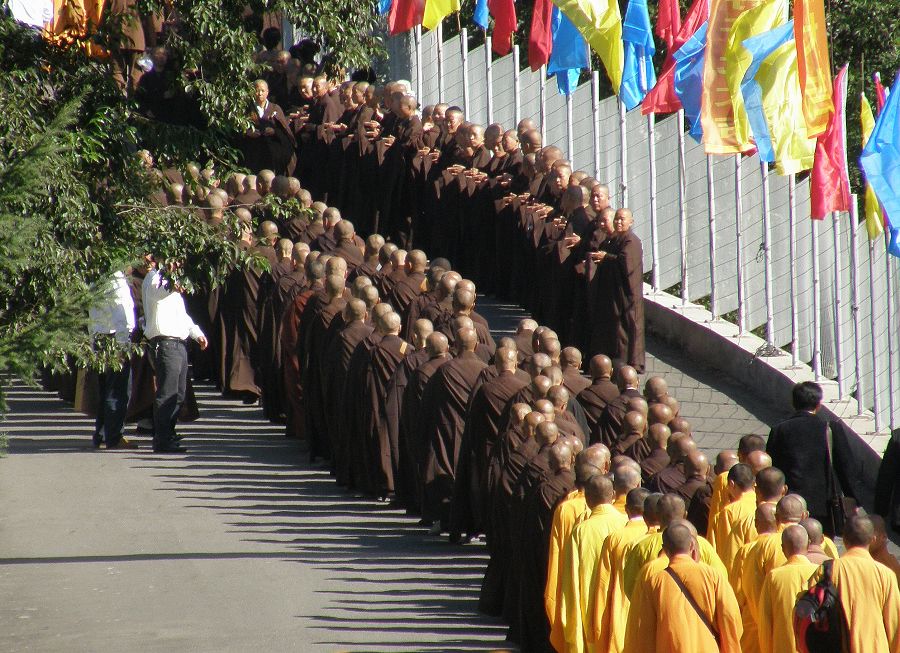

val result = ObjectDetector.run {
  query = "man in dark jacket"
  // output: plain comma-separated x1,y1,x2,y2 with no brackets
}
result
766,381,857,536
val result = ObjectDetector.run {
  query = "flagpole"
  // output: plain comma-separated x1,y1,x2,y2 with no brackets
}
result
513,45,521,126
849,194,864,415
788,174,800,367
677,109,688,304
460,27,470,116
437,21,444,102
540,65,547,143
619,97,628,206
639,45,660,293
760,161,774,346
831,211,845,395
415,25,423,102
811,218,822,380
702,156,716,316
734,154,745,333
868,239,882,431
592,71,601,178
485,34,494,123
884,231,897,429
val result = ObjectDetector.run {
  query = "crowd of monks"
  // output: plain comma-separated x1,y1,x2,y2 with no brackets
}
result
107,66,900,652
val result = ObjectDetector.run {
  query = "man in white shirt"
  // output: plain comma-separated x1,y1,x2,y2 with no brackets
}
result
142,262,208,453
89,270,137,449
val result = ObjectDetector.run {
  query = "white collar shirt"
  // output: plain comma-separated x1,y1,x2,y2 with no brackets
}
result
141,268,204,341
88,271,136,343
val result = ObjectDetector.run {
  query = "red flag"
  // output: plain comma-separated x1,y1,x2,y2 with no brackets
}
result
528,0,554,71
655,0,682,53
810,65,851,219
641,0,708,115
389,0,424,35
874,72,887,112
489,0,516,56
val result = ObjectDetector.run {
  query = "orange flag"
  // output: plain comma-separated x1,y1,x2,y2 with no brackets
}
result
700,0,762,154
793,0,833,136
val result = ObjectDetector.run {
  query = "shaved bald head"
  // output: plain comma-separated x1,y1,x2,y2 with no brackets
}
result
426,332,450,357
755,503,778,534
747,450,773,474
663,521,696,556
585,473,616,507
412,319,434,348
781,524,809,557
715,450,739,475
657,494,687,527
589,354,613,379
755,466,786,502
616,366,639,391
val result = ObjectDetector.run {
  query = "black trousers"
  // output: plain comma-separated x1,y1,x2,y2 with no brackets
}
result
150,338,188,449
94,360,132,447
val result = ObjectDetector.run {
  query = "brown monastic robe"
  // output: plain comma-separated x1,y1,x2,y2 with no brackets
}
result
364,334,410,496
420,351,488,524
576,377,620,435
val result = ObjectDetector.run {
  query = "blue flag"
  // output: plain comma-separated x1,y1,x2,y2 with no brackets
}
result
620,0,656,110
673,21,707,142
739,21,794,163
861,70,900,257
379,0,393,15
473,0,489,30
548,6,590,96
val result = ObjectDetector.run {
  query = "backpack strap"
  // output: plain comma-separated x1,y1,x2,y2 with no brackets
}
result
665,567,720,645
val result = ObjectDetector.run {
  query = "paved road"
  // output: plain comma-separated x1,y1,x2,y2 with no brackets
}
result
0,297,790,652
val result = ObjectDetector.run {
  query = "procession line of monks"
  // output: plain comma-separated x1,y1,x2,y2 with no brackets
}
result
131,70,900,652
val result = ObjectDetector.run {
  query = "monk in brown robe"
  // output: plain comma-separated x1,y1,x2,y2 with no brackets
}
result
402,332,452,514
383,318,434,508
421,326,488,531
576,354,619,436
560,347,590,396
347,233,384,283
388,249,427,319
450,346,528,540
592,365,642,446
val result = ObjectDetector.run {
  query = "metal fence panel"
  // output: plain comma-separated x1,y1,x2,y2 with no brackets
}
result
653,114,684,291
684,137,712,301
468,44,487,125
491,54,516,131
519,68,544,128
443,35,463,106
571,84,594,173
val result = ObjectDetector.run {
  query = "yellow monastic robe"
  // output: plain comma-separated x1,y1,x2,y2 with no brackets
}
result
706,471,730,537
758,554,818,653
613,493,627,516
559,503,627,653
546,489,588,652
810,548,900,653
592,517,647,653
730,536,767,653
624,555,743,653
823,536,840,560
622,531,727,599
873,547,900,585
708,490,757,568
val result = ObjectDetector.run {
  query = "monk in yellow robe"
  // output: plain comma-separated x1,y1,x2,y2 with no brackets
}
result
810,515,900,653
731,503,777,653
592,487,650,653
622,494,727,599
741,494,807,653
625,522,743,652
870,515,900,584
707,463,757,566
706,435,766,535
758,525,818,653
546,444,610,652
705,449,738,535
799,517,840,563
611,460,641,516
559,474,626,652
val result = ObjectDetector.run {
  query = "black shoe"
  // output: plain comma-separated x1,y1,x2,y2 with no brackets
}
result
153,445,188,453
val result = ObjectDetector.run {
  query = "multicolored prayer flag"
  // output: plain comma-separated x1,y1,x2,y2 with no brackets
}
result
620,0,656,110
388,0,424,35
810,65,851,219
552,0,624,91
529,0,555,71
860,93,886,240
548,6,590,95
422,0,460,31
793,0,833,136
673,21,708,142
488,0,517,55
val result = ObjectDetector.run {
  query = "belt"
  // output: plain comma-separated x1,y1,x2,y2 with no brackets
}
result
150,335,185,344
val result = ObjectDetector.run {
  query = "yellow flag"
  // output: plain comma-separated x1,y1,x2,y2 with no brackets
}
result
754,41,816,175
422,0,460,30
701,0,762,154
723,0,788,152
553,0,624,91
794,0,833,136
861,94,885,239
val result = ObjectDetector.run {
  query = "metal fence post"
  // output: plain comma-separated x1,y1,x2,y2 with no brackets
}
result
884,234,897,429
868,240,882,431
414,25,423,102
513,45,521,126
788,175,800,366
677,109,688,305
566,92,574,162
707,157,717,317
761,162,775,345
832,212,845,396
540,65,547,143
485,36,493,123
436,23,444,102
735,155,746,333
849,196,864,414
591,71,601,179
461,28,470,116
619,98,628,206
811,219,822,379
